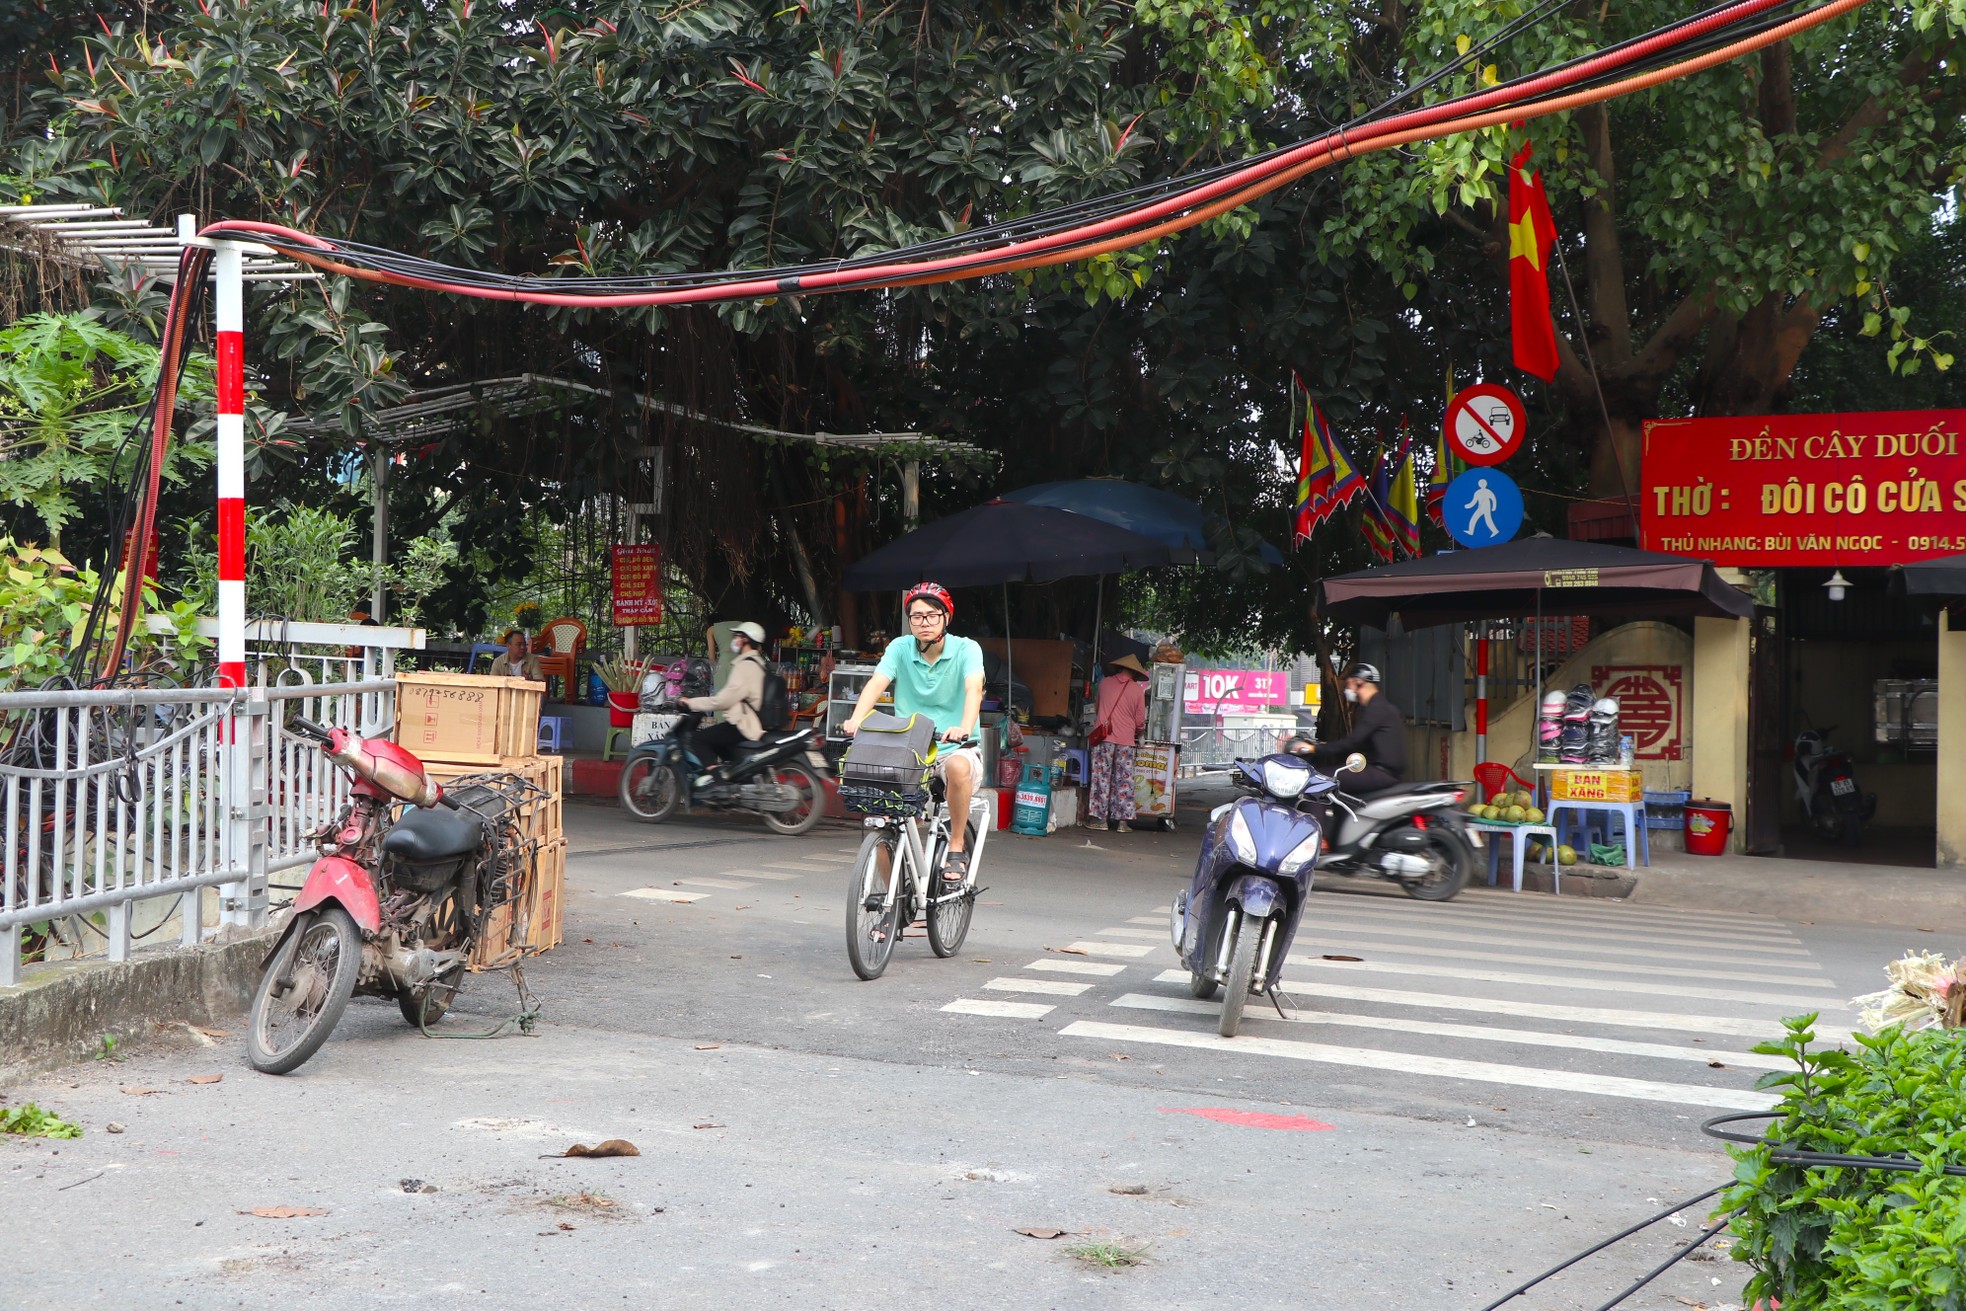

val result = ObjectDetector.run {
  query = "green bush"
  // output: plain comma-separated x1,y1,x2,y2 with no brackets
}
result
1720,1014,1966,1309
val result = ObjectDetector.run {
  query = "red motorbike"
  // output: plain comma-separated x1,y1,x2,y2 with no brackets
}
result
248,716,497,1074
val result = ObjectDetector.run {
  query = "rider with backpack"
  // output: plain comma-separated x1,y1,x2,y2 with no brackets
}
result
681,621,782,783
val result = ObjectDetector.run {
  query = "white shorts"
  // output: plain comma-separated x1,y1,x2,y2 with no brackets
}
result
932,745,984,789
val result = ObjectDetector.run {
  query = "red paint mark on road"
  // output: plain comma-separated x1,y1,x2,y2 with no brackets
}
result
1160,1107,1335,1131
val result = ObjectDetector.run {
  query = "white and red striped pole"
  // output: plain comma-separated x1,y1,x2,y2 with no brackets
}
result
214,242,247,691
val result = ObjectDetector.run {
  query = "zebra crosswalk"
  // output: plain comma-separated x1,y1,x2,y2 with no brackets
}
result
619,842,858,903
939,889,1849,1111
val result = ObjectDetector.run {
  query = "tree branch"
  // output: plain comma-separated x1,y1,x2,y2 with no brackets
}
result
1622,292,1714,392
1577,104,1632,364
1813,38,1954,170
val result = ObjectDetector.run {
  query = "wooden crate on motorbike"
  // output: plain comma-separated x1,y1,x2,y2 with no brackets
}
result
396,671,543,765
422,756,563,845
467,835,566,968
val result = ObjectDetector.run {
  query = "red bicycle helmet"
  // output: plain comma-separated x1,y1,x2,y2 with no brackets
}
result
901,581,954,619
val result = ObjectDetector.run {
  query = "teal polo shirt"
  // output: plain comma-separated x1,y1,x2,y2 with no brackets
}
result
876,634,984,733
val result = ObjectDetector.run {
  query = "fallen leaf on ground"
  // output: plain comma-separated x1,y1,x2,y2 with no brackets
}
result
1046,946,1087,956
119,1086,165,1096
1109,1184,1148,1195
241,1206,328,1218
1108,1054,1131,1061
971,958,990,963
1014,1228,1069,1240
1708,1060,1728,1069
692,1123,725,1130
184,1074,223,1085
557,1221,575,1231
1321,954,1362,962
547,1140,640,1158
582,937,596,943
193,1026,228,1039
693,1044,720,1051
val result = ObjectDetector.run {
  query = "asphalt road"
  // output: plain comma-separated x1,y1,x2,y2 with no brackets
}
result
3,782,1917,1310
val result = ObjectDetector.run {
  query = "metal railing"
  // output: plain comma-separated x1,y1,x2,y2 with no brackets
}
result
0,676,393,987
1176,722,1299,770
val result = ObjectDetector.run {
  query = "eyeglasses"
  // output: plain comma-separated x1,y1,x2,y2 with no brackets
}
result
907,611,945,624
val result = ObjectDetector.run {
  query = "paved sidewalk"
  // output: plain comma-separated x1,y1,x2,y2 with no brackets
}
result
1630,845,1966,932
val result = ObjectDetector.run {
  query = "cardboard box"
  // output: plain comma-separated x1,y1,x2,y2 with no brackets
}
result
397,671,543,764
1548,767,1644,803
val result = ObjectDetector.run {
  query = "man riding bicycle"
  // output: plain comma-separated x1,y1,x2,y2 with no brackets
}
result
841,582,985,884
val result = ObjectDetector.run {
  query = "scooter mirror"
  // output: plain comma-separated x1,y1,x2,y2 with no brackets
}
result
1343,752,1368,774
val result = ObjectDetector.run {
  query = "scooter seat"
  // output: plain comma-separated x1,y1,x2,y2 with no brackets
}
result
381,806,485,861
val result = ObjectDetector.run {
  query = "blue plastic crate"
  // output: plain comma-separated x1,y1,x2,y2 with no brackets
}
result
1643,788,1690,830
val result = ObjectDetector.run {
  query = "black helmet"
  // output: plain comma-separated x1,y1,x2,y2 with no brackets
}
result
1346,662,1382,685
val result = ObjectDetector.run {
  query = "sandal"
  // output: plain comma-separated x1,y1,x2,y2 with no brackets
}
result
942,849,971,884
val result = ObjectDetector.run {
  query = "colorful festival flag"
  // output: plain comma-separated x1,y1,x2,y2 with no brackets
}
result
1293,414,1332,542
1323,413,1364,514
1359,445,1397,563
1388,432,1421,558
1291,380,1364,542
1509,141,1560,381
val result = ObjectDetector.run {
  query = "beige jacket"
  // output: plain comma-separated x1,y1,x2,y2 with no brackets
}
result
686,650,767,740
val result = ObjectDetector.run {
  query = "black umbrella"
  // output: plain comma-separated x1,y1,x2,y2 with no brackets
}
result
842,500,1176,590
1318,537,1756,630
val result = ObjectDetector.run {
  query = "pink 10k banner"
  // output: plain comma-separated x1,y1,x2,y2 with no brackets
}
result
1181,668,1290,714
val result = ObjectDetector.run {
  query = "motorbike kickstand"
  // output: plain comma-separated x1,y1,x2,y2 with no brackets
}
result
1268,987,1295,1020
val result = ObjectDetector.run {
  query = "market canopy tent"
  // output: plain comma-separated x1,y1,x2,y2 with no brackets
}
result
841,500,1176,589
1892,552,1966,600
1000,478,1284,566
1318,537,1756,629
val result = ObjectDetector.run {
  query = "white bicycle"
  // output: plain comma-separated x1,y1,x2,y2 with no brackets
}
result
842,736,990,980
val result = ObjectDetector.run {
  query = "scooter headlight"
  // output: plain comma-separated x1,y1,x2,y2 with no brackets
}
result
1227,807,1258,865
1261,758,1310,798
1277,829,1322,877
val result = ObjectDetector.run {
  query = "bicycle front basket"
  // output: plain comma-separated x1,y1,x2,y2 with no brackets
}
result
841,712,936,816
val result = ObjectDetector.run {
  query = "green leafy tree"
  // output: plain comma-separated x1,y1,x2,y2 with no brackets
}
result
1138,0,1966,495
0,311,213,546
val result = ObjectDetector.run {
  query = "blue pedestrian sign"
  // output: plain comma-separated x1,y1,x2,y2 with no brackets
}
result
1444,468,1523,548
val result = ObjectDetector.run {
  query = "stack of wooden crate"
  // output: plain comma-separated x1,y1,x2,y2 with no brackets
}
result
395,671,566,967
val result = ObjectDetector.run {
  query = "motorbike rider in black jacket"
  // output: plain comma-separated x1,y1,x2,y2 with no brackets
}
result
1299,663,1405,798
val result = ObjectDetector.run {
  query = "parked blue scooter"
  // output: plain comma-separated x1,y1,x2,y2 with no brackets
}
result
1169,751,1365,1037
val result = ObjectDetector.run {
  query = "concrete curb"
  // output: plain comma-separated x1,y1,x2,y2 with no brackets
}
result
0,927,275,1084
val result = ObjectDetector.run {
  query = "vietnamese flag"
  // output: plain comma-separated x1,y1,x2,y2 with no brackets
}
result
1509,141,1559,381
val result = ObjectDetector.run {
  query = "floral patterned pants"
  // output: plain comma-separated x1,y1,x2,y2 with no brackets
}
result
1086,742,1138,822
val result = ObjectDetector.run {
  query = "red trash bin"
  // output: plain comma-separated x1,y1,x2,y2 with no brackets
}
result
1683,800,1733,856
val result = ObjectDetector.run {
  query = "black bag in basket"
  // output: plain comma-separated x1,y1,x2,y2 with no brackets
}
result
840,712,938,816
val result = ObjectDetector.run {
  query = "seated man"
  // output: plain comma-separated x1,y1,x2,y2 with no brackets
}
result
488,630,541,680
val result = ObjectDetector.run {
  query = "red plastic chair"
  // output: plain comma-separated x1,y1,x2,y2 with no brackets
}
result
1473,762,1536,802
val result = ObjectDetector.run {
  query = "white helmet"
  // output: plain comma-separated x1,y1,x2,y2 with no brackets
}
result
733,621,767,648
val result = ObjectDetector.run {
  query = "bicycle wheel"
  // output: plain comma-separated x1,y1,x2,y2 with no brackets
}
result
845,829,902,980
926,818,979,958
619,756,681,822
247,907,361,1074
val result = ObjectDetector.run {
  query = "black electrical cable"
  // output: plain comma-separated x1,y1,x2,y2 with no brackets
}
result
223,0,1825,301
1474,1186,1729,1311
1703,1110,1966,1177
